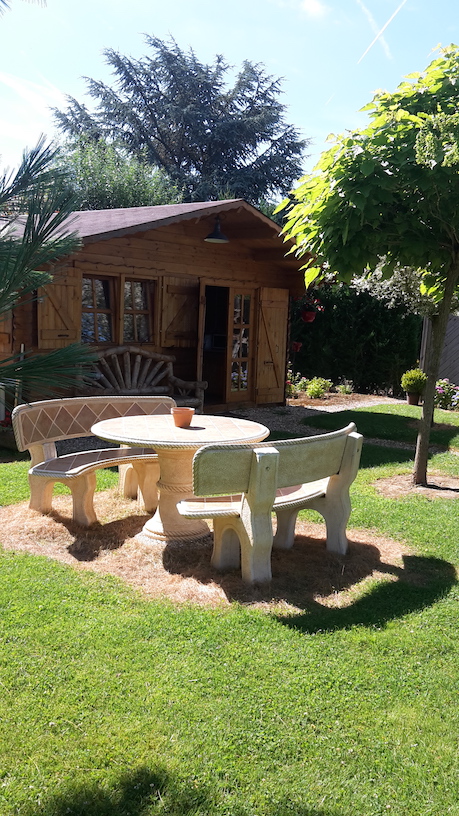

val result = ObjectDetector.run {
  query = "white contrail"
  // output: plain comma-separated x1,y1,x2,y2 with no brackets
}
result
356,0,392,60
357,0,408,64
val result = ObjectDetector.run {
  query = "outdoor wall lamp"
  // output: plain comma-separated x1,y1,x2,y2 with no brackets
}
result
204,216,229,243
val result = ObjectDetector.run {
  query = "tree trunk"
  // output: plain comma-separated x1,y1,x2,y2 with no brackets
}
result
413,258,459,484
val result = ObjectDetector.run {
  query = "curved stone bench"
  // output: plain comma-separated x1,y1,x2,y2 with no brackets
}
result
12,395,175,526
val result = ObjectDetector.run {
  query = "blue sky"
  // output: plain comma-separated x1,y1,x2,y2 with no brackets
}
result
1,0,459,184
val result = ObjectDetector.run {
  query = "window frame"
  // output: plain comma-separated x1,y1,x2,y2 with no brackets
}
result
81,273,158,345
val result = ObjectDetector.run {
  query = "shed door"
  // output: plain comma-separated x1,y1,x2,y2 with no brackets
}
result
37,275,81,349
161,276,199,348
255,287,289,403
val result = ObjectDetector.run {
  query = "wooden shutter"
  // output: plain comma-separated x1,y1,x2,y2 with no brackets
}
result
0,311,12,354
255,287,289,403
37,274,81,349
161,276,199,348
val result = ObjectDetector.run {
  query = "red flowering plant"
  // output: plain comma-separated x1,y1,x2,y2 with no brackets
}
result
295,292,325,322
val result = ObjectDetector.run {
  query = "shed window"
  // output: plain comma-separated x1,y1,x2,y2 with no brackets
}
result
81,276,154,344
123,280,154,343
81,277,114,343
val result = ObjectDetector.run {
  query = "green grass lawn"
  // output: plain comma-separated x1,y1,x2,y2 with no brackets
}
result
301,402,459,449
0,422,459,814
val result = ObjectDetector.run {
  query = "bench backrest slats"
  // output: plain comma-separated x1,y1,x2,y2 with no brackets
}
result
192,423,357,497
12,395,176,451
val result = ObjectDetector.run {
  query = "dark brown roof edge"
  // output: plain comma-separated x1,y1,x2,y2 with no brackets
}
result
72,199,292,246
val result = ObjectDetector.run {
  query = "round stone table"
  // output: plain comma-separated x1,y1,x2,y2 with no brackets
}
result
91,413,269,543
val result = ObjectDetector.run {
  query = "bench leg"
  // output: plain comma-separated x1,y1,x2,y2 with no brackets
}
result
239,508,274,584
212,516,274,583
28,474,56,515
131,460,160,513
68,473,98,526
211,519,241,571
308,494,351,555
273,508,298,550
119,463,138,499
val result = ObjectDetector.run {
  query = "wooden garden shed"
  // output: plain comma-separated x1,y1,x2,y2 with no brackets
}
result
3,199,306,409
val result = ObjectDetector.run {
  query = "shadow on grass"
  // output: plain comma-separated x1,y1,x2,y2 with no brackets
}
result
300,409,459,448
46,510,149,561
277,554,457,634
21,766,340,816
359,442,414,468
0,443,28,463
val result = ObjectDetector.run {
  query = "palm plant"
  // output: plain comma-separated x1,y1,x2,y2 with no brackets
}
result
0,137,95,403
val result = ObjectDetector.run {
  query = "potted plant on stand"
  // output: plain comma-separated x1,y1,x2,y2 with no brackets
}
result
401,368,427,405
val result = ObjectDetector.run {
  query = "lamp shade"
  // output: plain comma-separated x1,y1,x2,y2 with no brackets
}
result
204,216,229,243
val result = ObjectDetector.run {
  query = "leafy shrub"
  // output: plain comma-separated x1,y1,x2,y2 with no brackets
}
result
285,366,308,397
336,379,354,395
290,285,422,394
401,368,427,394
434,378,459,410
306,377,332,398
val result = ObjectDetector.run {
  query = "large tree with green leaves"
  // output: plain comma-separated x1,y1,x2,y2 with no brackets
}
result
53,36,307,205
0,138,94,404
58,139,182,211
280,45,459,485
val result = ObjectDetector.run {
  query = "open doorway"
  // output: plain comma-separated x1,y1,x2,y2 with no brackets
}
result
202,285,229,404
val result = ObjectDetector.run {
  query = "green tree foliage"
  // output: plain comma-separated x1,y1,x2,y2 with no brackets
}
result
0,138,95,403
290,287,422,395
58,140,182,210
280,45,459,485
53,36,307,205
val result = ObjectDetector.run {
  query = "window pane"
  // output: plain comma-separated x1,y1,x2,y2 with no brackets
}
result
133,281,148,310
240,361,248,390
95,279,111,309
82,278,93,308
243,294,251,324
97,313,112,342
124,281,133,309
241,328,249,358
81,312,95,343
233,294,242,324
137,314,150,343
231,361,239,391
232,330,241,360
123,314,135,341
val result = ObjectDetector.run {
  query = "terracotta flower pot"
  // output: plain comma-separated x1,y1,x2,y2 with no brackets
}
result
171,407,195,428
406,392,420,406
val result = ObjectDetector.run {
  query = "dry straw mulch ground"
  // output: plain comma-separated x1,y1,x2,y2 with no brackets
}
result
1,488,413,613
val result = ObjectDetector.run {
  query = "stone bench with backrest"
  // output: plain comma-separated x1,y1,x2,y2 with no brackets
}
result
80,346,208,413
12,395,176,527
178,423,363,584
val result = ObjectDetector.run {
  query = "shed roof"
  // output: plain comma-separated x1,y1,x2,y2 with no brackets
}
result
65,199,306,271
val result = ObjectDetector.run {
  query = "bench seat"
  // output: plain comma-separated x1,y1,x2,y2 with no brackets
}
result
180,480,328,520
31,446,155,479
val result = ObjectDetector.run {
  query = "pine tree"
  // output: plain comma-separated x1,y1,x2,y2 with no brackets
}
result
54,36,307,205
